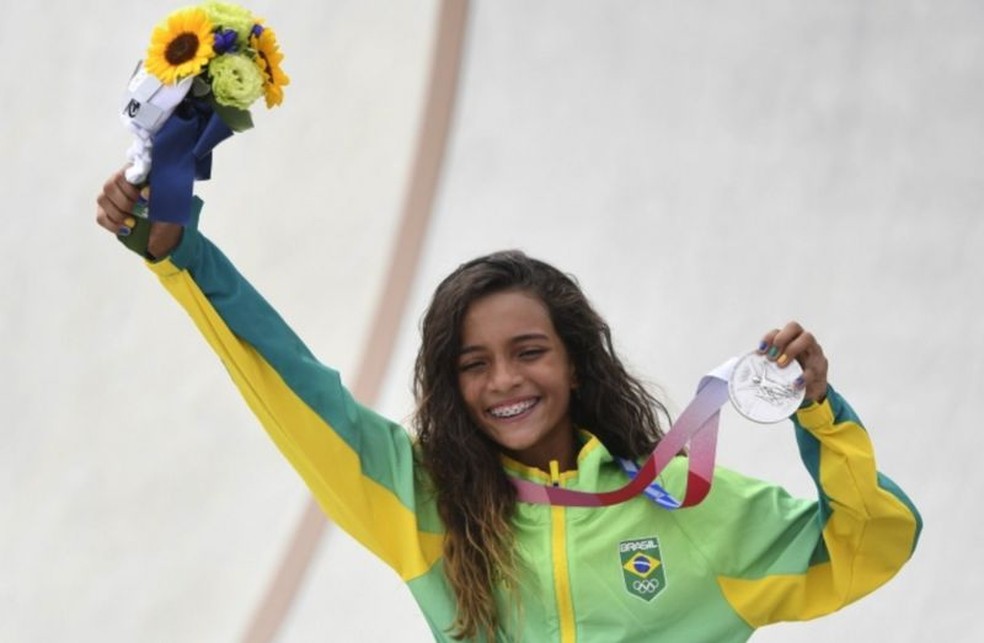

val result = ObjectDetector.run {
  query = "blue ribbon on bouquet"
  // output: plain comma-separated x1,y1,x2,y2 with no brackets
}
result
147,99,233,224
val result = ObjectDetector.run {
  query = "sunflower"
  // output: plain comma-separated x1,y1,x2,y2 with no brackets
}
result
250,23,290,108
145,8,216,85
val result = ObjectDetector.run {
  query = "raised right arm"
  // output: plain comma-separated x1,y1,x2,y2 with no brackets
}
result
108,202,445,581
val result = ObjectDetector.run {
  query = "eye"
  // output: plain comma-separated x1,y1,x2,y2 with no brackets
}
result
518,347,547,360
458,359,486,373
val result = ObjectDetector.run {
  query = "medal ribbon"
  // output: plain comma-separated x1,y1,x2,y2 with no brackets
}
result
512,358,737,508
616,458,682,509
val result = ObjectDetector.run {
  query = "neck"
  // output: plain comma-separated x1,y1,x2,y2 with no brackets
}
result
505,432,578,473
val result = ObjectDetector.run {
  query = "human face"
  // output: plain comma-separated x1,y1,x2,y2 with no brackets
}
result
457,290,577,471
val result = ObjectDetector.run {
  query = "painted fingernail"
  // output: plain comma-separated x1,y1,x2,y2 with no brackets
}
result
757,341,768,352
777,353,789,366
118,225,132,237
124,216,137,228
794,376,806,389
767,346,780,359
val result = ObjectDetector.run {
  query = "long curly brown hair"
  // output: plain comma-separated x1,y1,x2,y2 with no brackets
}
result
413,250,670,640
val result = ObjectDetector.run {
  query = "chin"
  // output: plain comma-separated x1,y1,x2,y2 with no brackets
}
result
480,426,530,451
492,432,546,460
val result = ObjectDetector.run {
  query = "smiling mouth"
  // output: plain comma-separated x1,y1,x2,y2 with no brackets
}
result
487,398,539,419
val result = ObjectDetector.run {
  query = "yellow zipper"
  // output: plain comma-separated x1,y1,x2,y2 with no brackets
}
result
549,460,576,643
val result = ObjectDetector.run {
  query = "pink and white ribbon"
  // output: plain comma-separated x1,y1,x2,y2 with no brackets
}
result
512,358,738,508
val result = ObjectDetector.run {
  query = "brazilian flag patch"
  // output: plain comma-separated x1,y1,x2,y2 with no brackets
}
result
619,536,666,602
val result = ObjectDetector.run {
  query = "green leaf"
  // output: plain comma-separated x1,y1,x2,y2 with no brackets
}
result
212,102,254,132
191,76,212,98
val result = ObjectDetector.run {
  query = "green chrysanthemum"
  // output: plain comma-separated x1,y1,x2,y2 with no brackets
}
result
202,1,255,45
208,53,265,109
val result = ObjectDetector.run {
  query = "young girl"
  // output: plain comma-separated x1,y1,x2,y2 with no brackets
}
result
96,170,921,641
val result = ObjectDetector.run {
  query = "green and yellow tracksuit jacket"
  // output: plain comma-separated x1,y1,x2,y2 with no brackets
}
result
147,227,921,642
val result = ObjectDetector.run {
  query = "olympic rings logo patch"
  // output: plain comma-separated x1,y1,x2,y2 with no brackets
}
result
619,536,667,602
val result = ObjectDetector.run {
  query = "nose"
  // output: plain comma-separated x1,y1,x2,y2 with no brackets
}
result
489,359,522,392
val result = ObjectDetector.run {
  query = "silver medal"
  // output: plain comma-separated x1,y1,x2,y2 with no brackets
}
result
728,351,805,424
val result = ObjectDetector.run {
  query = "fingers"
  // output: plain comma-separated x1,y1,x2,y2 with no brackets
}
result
95,169,142,234
758,321,829,402
764,322,811,366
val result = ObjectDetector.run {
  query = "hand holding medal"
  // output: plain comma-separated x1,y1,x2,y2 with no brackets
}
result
755,321,829,407
113,1,288,256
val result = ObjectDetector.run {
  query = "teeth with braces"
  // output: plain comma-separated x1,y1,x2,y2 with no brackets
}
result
489,399,537,418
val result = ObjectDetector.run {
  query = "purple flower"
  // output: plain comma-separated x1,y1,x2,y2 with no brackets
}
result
213,28,238,54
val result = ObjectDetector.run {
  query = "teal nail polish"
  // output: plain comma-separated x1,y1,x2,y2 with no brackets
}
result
767,346,779,359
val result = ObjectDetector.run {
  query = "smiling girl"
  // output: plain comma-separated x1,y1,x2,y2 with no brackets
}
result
96,170,921,641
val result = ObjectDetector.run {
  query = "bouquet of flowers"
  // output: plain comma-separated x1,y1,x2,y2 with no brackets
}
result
118,1,288,243
143,1,288,126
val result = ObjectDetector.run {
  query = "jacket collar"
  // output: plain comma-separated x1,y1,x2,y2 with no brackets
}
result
500,429,612,485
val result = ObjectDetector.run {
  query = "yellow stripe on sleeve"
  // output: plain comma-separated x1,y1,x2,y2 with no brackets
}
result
152,260,443,581
718,404,918,627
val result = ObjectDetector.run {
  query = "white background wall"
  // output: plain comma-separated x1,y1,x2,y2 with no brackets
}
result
2,1,981,641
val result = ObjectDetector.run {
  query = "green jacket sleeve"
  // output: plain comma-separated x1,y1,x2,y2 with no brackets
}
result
678,387,921,627
146,227,444,581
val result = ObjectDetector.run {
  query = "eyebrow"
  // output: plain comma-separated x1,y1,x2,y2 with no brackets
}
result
458,332,551,356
